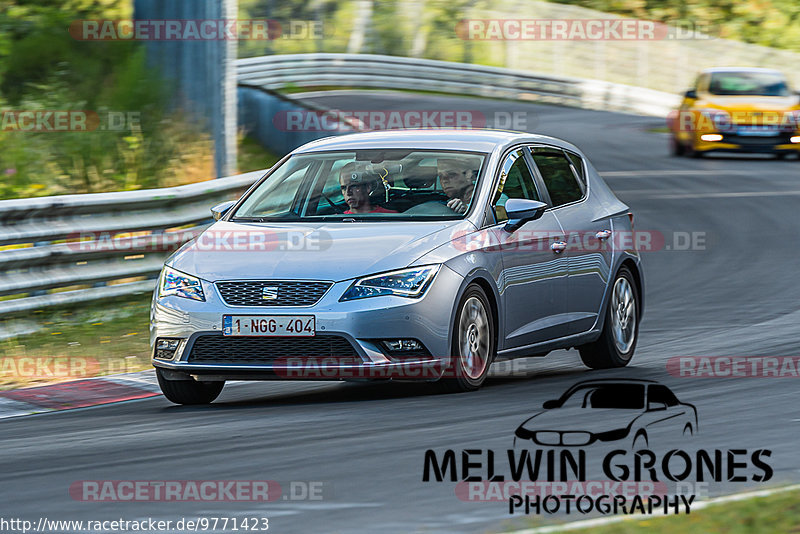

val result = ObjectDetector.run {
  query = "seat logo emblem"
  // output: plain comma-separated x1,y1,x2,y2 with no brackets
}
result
262,286,279,300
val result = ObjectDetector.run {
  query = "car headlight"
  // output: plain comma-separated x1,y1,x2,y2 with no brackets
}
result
339,265,440,301
159,266,205,301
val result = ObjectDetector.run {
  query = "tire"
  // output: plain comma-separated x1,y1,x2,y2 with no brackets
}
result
686,141,703,158
437,284,496,392
670,136,685,157
578,266,639,369
156,368,225,405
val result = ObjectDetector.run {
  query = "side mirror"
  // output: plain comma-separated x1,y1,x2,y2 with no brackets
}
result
211,200,236,221
684,89,698,100
542,399,559,409
503,199,548,233
647,401,667,412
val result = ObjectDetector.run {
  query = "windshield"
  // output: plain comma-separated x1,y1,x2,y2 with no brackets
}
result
232,149,488,222
559,384,645,409
708,72,791,96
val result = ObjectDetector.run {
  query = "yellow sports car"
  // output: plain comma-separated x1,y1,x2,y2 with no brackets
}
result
668,67,800,158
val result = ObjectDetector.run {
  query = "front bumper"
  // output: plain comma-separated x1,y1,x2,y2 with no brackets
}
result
150,265,463,381
693,132,800,154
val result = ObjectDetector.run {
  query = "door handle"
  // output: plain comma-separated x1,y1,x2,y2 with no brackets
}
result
595,230,612,240
551,241,567,253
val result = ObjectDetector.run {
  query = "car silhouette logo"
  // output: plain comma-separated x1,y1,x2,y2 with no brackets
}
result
262,286,279,300
514,379,698,449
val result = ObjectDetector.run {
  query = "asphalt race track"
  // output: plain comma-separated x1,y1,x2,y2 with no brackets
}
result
3,92,800,534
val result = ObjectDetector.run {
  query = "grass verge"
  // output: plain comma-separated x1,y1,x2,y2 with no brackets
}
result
0,293,154,391
511,487,800,534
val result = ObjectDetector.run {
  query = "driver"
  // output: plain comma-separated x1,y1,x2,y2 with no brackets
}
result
339,163,397,215
437,159,477,214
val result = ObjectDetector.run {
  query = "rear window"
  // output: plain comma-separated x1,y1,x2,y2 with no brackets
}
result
560,384,645,409
531,149,584,207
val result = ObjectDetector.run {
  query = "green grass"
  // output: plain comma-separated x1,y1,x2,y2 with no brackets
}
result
0,293,153,391
238,135,281,173
512,488,800,534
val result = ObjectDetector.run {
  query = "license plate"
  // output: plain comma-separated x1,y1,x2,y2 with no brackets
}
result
223,315,315,336
737,126,779,137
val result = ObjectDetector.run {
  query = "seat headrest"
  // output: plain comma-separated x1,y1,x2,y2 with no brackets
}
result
403,167,437,189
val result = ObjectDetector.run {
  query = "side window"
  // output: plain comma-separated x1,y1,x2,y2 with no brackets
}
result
492,149,539,223
564,151,586,188
648,385,679,407
696,73,710,93
531,149,584,208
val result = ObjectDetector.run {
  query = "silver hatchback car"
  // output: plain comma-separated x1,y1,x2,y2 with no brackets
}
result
151,130,644,404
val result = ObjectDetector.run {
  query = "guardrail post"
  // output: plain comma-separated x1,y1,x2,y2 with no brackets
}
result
133,0,238,178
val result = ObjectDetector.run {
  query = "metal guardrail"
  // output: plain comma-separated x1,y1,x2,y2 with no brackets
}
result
0,53,680,325
0,169,267,318
237,53,585,105
235,53,680,117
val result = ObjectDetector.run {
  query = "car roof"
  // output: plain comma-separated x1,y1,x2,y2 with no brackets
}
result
292,129,575,154
566,378,659,387
701,67,786,76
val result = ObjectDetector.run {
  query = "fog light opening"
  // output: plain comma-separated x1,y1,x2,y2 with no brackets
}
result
700,134,723,142
155,338,183,360
382,339,423,351
790,136,800,144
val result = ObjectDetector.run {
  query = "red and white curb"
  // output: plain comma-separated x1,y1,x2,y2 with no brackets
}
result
0,370,161,419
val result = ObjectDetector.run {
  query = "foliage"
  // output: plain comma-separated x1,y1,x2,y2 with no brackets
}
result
551,0,800,50
0,0,218,199
237,0,800,63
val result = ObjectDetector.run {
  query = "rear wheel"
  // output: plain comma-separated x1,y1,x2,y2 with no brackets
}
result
156,368,225,405
437,285,496,392
578,266,639,369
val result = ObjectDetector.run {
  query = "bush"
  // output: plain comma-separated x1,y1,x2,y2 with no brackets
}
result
0,0,215,199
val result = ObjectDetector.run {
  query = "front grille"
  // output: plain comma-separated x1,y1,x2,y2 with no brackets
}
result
721,133,794,147
187,334,359,364
216,281,332,307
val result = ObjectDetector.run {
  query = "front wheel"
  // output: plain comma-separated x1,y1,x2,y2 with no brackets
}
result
670,136,685,157
437,285,496,392
156,368,225,405
578,266,639,369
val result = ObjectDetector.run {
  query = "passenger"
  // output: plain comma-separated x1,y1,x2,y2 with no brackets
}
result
339,163,397,215
437,159,477,214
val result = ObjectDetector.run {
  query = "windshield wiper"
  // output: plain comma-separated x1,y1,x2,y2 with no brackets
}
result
230,217,266,222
